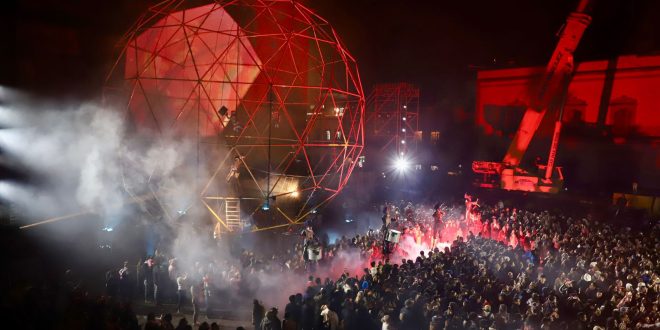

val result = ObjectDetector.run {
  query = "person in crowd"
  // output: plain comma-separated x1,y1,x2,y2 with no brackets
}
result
153,263,163,306
143,257,155,303
191,279,205,326
119,260,132,302
160,313,174,330
106,268,119,298
252,299,266,330
144,312,160,330
261,307,282,330
320,304,339,330
282,312,298,330
176,273,188,314
174,317,189,330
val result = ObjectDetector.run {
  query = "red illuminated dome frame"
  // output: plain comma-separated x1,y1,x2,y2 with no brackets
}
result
107,0,365,232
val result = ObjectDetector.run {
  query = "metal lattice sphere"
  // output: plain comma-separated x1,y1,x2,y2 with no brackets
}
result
108,0,364,231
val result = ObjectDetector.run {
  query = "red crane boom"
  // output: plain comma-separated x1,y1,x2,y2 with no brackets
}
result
473,0,593,193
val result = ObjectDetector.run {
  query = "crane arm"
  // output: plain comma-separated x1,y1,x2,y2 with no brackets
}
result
502,0,593,167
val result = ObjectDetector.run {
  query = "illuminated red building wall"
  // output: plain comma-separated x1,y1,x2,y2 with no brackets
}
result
475,54,660,192
476,54,660,138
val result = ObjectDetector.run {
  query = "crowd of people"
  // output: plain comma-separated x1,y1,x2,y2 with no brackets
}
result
255,198,659,330
5,194,658,330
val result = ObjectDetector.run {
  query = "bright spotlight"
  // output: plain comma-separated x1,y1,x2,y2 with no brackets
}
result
394,157,410,172
261,201,270,211
291,191,299,198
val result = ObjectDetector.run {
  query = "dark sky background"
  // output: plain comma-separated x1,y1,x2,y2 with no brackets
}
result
1,0,659,105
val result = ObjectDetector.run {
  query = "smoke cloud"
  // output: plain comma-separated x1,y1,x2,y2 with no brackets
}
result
0,96,379,314
0,101,201,223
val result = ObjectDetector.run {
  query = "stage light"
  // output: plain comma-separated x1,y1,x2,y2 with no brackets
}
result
394,157,410,172
402,116,407,121
402,128,406,133
261,201,270,211
403,105,407,109
101,226,114,232
401,140,406,144
291,191,299,198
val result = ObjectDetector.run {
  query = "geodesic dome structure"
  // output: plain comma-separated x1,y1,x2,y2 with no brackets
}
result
107,0,364,231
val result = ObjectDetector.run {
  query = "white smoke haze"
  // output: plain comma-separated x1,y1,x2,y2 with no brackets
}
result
0,103,127,219
0,95,381,314
247,247,369,311
0,101,203,223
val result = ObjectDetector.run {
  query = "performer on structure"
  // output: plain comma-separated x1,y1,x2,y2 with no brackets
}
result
226,156,243,197
464,194,480,225
213,222,222,241
432,202,444,247
226,156,242,182
404,202,414,222
391,206,400,224
301,225,321,271
300,225,316,261
381,203,391,232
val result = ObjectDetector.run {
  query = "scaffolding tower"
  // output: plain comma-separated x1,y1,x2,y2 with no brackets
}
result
366,83,420,156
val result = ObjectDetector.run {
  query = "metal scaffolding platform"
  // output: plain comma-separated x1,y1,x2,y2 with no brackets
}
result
366,83,420,155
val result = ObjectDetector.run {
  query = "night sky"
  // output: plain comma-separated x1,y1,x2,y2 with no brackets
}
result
2,0,659,104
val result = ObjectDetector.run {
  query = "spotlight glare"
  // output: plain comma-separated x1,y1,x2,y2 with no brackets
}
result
394,157,410,172
291,191,299,198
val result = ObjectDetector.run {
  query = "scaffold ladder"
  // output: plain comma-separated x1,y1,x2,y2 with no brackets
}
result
224,198,242,231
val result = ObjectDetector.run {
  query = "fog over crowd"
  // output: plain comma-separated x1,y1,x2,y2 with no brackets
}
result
0,97,379,317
